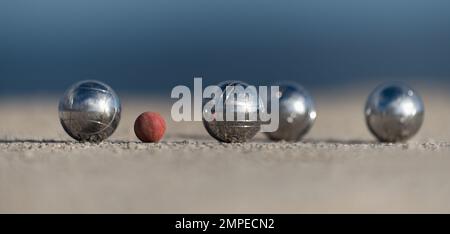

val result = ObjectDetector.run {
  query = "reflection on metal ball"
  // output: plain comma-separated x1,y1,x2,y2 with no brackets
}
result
365,82,424,142
265,81,316,141
203,80,263,143
58,80,121,142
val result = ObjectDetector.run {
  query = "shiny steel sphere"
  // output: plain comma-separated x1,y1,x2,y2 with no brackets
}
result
265,82,316,141
203,80,262,143
365,82,424,142
58,80,121,142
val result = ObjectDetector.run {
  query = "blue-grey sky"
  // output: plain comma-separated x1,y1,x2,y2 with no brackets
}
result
1,0,450,95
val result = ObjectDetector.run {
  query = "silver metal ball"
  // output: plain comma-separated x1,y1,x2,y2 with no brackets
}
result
203,80,262,143
58,80,121,142
265,82,317,141
365,82,424,142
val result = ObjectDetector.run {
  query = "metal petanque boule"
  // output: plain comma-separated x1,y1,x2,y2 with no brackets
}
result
202,80,263,143
58,80,121,142
265,81,316,142
365,82,424,142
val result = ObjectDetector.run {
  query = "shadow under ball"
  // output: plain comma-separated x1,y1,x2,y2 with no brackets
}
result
58,80,121,142
365,82,424,142
265,82,317,141
202,80,263,143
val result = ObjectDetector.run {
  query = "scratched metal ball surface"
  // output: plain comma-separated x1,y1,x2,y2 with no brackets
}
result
265,82,317,141
365,83,424,142
202,80,262,143
58,80,121,142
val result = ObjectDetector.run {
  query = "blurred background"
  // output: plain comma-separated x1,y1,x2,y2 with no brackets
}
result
1,0,450,96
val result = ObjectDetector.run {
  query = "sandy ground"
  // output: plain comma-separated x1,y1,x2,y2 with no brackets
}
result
1,85,450,213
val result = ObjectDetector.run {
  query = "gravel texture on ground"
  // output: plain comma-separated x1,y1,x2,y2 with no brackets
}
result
1,85,450,213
